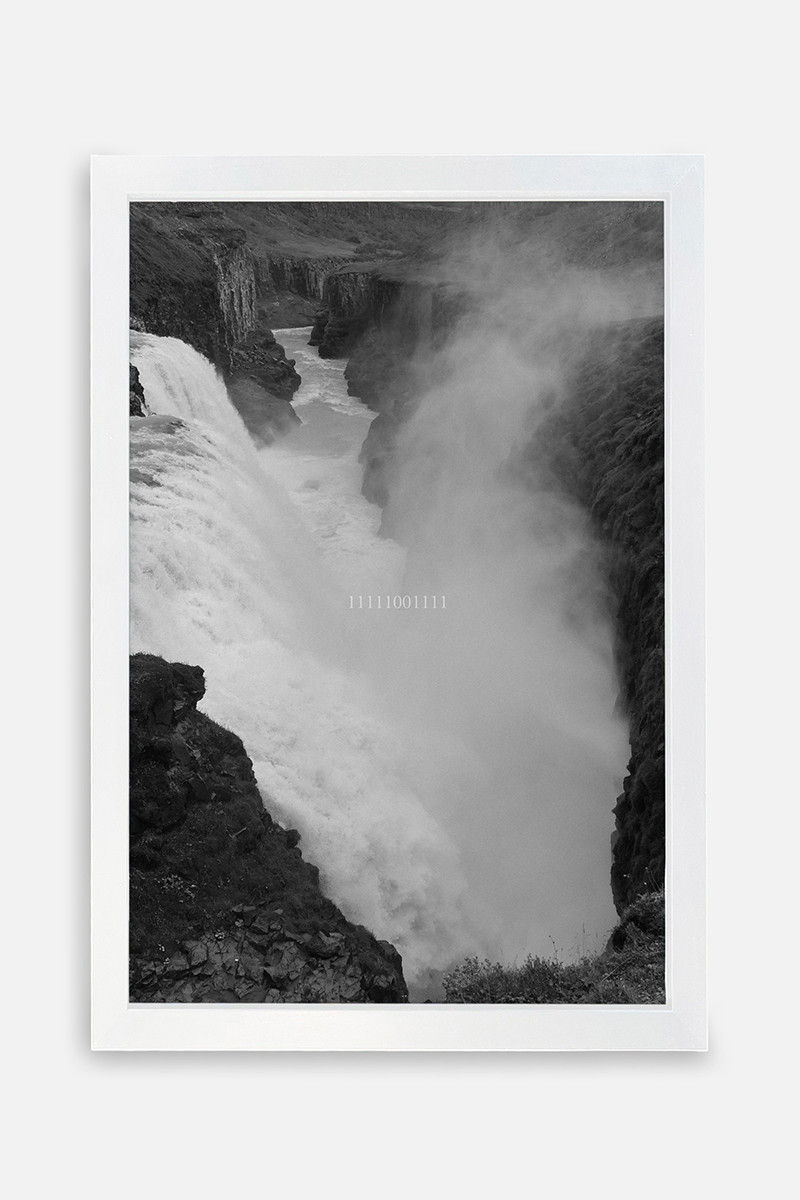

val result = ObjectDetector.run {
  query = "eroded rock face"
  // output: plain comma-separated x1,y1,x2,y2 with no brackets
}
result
346,283,472,522
228,329,302,401
131,211,250,369
316,271,399,358
225,377,301,447
308,309,329,347
129,653,408,1003
138,922,405,1004
225,328,302,445
537,319,665,911
129,207,300,441
257,257,339,329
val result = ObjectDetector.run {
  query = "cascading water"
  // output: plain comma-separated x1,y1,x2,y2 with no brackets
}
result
130,325,628,987
129,331,473,983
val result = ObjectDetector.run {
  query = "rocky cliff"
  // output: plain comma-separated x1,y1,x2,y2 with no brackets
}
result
314,269,400,358
128,201,457,440
130,205,301,443
129,364,147,417
256,255,340,329
316,200,663,366
537,318,665,910
350,282,471,511
129,653,408,1003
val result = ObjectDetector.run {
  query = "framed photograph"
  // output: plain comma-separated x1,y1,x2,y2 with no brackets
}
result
91,156,705,1050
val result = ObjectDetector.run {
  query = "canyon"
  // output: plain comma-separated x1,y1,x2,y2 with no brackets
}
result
129,200,666,1000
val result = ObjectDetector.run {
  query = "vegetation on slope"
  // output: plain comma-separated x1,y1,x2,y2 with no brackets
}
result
443,890,665,1004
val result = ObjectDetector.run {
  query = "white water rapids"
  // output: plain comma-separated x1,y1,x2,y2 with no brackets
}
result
130,327,627,988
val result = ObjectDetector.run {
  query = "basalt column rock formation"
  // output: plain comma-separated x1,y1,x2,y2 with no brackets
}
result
315,269,399,358
129,205,301,443
129,653,409,1003
129,201,463,440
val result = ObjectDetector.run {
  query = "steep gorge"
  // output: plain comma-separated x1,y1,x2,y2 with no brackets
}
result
308,206,666,916
128,200,666,996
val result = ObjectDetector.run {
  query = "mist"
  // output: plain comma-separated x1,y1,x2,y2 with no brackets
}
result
350,225,662,968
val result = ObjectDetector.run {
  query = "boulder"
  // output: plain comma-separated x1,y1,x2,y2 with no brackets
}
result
129,653,408,1003
129,364,147,416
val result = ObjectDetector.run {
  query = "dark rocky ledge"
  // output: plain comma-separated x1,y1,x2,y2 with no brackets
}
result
129,653,408,1003
129,364,147,417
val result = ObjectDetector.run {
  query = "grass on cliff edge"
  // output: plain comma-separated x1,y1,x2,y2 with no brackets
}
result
442,890,665,1004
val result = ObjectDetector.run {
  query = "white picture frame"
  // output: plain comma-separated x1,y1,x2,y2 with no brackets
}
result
91,155,705,1051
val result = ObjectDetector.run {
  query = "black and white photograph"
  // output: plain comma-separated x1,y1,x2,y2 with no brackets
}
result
10,0,800,1183
126,196,668,1008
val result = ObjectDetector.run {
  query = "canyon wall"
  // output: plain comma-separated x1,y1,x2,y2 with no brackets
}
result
130,206,301,443
347,282,472,509
536,319,665,910
129,654,408,1003
315,269,400,357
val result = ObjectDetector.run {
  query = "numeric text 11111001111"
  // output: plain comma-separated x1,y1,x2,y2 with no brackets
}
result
348,595,447,610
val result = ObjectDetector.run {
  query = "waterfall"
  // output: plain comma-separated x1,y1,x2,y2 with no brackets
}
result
129,331,472,982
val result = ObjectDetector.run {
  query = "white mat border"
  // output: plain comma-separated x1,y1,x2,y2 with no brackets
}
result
91,155,704,1050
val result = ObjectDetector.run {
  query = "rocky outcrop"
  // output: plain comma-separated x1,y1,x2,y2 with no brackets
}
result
315,270,399,358
252,258,341,330
268,258,444,357
228,328,300,400
225,328,304,444
258,256,336,306
129,653,408,1003
311,266,465,363
129,364,147,417
130,206,300,442
537,318,665,911
348,282,472,514
215,242,257,346
131,210,253,369
308,309,328,347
